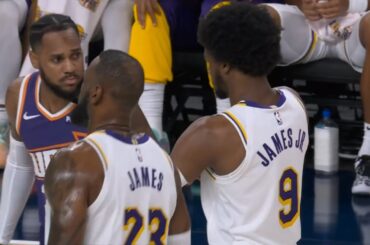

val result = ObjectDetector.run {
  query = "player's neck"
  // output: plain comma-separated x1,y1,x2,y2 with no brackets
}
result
94,123,131,136
89,114,132,136
228,74,277,106
39,81,71,113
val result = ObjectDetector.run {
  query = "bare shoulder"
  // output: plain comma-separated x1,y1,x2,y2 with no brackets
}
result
45,140,102,189
47,140,99,176
45,140,104,204
6,77,24,120
172,114,236,157
6,77,26,139
179,114,234,141
171,113,244,182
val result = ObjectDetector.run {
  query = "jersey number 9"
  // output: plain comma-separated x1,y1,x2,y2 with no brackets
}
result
279,167,300,228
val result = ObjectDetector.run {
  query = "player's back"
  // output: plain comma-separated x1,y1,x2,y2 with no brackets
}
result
83,130,177,245
200,88,309,245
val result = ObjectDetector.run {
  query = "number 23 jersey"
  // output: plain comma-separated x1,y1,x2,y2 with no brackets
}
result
83,130,177,245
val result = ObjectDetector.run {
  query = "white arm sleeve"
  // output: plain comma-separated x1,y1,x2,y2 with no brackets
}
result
168,230,191,245
0,135,34,244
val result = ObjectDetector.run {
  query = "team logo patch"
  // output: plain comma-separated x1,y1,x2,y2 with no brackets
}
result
79,0,101,12
76,24,88,40
274,111,283,125
329,20,353,40
135,148,143,162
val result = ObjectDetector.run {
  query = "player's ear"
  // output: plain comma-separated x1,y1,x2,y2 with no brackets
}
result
29,50,40,69
90,85,103,105
221,63,231,74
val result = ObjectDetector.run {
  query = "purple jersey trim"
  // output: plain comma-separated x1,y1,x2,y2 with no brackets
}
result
105,130,150,145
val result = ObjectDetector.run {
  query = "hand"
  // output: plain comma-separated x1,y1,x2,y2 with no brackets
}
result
299,0,322,21
134,0,161,29
315,0,349,19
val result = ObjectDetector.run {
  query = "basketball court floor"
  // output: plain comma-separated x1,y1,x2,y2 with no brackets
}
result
1,152,369,245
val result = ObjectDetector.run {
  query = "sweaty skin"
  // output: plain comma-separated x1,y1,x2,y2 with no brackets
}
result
45,51,190,244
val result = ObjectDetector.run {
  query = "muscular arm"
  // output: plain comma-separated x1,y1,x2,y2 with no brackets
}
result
6,78,22,141
171,115,245,185
168,168,190,237
0,78,35,244
170,117,215,184
45,142,103,245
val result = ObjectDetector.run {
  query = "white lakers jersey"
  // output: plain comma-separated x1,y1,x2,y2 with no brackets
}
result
82,130,177,245
201,88,309,245
309,13,361,43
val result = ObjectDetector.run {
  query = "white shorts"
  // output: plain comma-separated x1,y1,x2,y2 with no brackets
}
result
265,4,367,72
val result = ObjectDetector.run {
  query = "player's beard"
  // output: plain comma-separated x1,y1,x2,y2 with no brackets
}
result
214,71,228,99
39,68,82,102
71,95,89,129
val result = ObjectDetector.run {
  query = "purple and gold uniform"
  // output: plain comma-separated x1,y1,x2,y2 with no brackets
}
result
15,72,86,244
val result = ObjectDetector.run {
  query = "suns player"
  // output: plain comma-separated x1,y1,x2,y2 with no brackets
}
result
263,0,370,194
0,14,151,245
171,4,308,244
19,0,133,76
0,14,86,245
45,50,191,245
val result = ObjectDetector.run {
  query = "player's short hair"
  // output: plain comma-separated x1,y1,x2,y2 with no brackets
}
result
29,14,79,51
198,3,281,76
95,50,144,106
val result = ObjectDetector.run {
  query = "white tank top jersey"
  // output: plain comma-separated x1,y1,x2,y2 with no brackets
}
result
82,130,177,245
201,88,309,245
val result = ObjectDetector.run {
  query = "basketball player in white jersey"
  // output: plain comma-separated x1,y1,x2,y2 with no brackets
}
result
263,0,370,195
45,50,190,245
171,3,309,244
0,15,151,245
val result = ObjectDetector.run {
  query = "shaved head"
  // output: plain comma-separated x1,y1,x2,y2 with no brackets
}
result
87,50,144,107
71,50,145,129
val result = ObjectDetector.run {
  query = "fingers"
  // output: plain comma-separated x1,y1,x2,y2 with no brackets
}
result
146,0,158,26
136,0,146,28
301,1,322,21
315,0,346,18
152,0,161,15
135,0,161,29
305,9,322,21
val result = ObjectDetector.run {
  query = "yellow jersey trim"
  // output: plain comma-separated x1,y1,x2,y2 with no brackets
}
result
223,111,248,146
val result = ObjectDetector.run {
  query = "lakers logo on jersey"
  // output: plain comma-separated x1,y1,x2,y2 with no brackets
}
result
135,148,143,162
79,0,101,12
